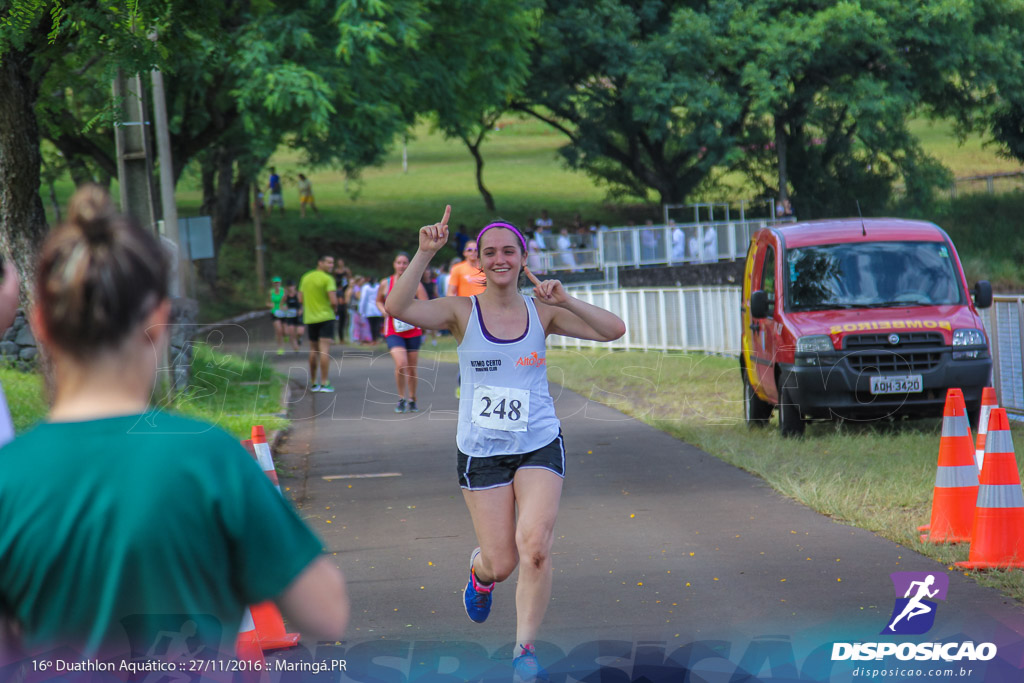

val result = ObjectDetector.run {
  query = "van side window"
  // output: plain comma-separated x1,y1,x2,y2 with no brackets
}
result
762,246,776,316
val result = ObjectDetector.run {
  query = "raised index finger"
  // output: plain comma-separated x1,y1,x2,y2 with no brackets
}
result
439,204,451,229
522,265,544,289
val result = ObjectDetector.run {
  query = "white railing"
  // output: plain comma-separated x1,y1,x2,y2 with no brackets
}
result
548,287,741,355
597,218,795,269
984,296,1024,417
538,249,600,273
550,287,1024,417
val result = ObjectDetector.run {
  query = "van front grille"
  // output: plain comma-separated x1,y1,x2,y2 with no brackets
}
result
844,332,944,349
848,351,943,373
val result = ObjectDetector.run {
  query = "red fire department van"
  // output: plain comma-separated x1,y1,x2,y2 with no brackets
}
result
741,218,992,436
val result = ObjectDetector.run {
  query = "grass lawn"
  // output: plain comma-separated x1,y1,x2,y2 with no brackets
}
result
544,348,1024,602
0,345,287,442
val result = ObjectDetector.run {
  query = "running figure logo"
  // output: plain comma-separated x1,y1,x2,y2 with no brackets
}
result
883,572,949,635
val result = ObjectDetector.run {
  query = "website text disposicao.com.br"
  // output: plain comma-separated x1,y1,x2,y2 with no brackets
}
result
836,640,996,679
850,665,978,679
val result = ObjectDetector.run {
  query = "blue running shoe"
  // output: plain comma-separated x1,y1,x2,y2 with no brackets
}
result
512,644,549,682
463,547,492,623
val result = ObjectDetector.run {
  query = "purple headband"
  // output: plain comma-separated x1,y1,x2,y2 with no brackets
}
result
476,222,527,252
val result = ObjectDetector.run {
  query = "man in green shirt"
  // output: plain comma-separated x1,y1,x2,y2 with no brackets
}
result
299,255,338,392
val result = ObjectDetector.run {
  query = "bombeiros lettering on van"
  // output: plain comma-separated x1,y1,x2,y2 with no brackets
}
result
828,320,953,335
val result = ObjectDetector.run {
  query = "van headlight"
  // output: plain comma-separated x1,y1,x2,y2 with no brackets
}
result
795,335,835,366
952,328,989,360
797,335,834,353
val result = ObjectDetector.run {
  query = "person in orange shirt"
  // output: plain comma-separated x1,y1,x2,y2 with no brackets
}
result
446,240,486,297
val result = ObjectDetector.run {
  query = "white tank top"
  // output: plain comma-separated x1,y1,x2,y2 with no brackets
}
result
456,296,560,456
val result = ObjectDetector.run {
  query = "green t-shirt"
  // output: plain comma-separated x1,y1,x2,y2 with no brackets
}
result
299,269,337,324
0,411,323,658
269,286,285,313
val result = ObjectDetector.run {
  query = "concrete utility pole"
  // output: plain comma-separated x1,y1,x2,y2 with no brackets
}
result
113,70,158,228
151,66,190,299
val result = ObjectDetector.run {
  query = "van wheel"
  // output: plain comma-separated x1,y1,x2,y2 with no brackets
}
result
744,377,773,427
778,386,805,438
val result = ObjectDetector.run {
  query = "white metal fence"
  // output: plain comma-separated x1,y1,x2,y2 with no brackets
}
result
550,287,1024,418
597,218,794,269
534,218,795,273
548,286,741,354
984,296,1024,417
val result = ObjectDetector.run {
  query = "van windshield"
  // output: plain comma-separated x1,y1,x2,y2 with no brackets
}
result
787,241,963,311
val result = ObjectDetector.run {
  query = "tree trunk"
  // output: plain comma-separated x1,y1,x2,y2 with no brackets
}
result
466,140,495,212
47,179,61,224
200,157,217,217
775,115,789,204
0,48,49,300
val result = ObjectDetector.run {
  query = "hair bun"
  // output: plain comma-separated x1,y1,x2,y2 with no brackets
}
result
67,184,116,245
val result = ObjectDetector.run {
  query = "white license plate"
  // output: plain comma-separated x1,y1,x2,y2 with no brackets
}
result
870,375,923,395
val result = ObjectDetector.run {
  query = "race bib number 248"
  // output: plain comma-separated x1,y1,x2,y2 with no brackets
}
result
471,385,530,432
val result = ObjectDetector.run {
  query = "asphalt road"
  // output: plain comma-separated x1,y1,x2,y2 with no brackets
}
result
211,315,1024,683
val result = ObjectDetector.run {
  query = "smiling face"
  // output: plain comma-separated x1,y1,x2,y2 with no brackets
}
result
478,228,526,287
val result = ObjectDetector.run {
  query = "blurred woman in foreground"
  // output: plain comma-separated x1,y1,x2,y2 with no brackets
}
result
0,186,348,660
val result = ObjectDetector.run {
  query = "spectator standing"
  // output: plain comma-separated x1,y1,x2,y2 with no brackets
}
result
299,254,338,392
641,219,659,263
556,228,577,272
359,278,384,343
347,276,373,345
333,258,352,344
670,222,685,262
703,225,719,262
527,231,544,275
534,210,553,250
453,224,471,256
687,230,700,262
436,262,451,299
0,185,347,658
266,167,285,216
297,173,319,218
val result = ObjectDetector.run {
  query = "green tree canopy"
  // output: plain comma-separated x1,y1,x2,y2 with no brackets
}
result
514,0,754,206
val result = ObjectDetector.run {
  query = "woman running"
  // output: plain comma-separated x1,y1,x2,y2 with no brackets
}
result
268,276,287,354
377,252,429,413
0,186,347,659
282,279,304,352
385,206,625,681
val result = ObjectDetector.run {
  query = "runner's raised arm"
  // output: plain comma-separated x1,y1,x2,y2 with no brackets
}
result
384,205,466,336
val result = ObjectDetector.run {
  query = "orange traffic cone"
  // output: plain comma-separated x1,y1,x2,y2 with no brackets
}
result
251,425,282,493
236,606,264,662
239,425,300,651
249,601,301,650
918,388,979,544
956,409,1024,569
974,387,999,471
